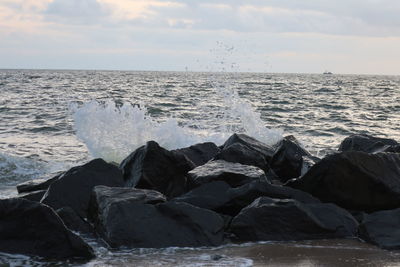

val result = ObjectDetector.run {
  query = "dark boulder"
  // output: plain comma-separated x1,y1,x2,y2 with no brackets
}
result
222,180,320,215
358,208,400,250
88,185,166,224
172,181,233,212
41,158,124,218
0,198,94,260
56,207,94,235
16,174,60,194
89,189,224,248
18,190,46,202
119,141,195,198
269,135,318,183
288,151,400,212
339,134,399,153
173,142,220,167
188,160,268,188
173,180,319,217
230,197,358,242
214,143,270,172
222,133,275,162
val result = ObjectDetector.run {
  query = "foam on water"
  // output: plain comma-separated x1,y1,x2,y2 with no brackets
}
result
71,84,283,163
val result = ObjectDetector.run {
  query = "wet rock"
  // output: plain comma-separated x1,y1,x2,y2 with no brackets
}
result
173,142,220,167
339,134,399,154
222,133,275,162
119,141,195,198
214,142,270,172
172,181,233,212
56,207,94,235
358,208,400,250
230,197,358,242
0,198,94,260
88,185,166,223
90,191,224,248
350,210,367,224
188,160,268,188
288,151,400,212
173,180,319,217
16,174,61,194
269,135,318,183
41,158,124,218
222,180,320,215
18,189,46,202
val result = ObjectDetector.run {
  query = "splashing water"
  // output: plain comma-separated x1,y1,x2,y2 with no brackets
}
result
71,100,222,163
212,73,283,144
71,82,283,163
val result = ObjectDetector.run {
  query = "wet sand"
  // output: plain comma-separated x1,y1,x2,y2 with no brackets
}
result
220,239,400,267
87,239,400,267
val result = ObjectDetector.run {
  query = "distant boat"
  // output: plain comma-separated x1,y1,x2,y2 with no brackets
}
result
323,71,333,75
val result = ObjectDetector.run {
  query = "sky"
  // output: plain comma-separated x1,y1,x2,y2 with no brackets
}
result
0,0,399,74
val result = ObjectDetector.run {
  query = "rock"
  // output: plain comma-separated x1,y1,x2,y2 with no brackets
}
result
223,180,320,215
172,181,233,212
188,160,268,188
41,158,124,218
350,210,367,223
90,191,224,248
88,185,166,224
230,197,358,242
222,133,275,162
269,135,318,182
16,174,60,194
173,180,319,217
18,190,46,202
214,143,270,172
288,151,400,212
119,141,195,198
173,142,220,167
0,198,94,260
56,207,94,235
339,134,399,153
358,208,400,250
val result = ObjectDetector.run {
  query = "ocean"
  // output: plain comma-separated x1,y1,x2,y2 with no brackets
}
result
1,69,400,266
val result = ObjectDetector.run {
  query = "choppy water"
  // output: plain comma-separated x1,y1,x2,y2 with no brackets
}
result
1,69,400,266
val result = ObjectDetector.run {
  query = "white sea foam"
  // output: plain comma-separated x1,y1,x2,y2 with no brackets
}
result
71,84,283,163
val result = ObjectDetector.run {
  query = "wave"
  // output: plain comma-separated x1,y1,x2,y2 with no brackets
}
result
71,84,283,163
0,152,74,188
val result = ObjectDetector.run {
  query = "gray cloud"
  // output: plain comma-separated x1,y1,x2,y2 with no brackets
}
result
130,0,400,36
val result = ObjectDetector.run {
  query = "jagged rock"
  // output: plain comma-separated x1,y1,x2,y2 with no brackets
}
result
214,143,270,172
16,174,61,194
0,198,94,260
188,160,268,188
288,151,400,212
18,190,46,202
339,134,399,153
56,207,94,235
89,190,224,248
173,180,319,217
269,135,318,182
222,180,320,215
230,197,358,241
172,181,232,212
173,142,220,167
358,208,400,250
119,141,195,198
222,133,275,162
41,158,124,218
88,185,166,224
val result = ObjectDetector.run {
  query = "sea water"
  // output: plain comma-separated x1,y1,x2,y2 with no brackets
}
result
1,69,400,266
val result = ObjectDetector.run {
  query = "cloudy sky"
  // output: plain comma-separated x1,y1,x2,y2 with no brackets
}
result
1,0,399,74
